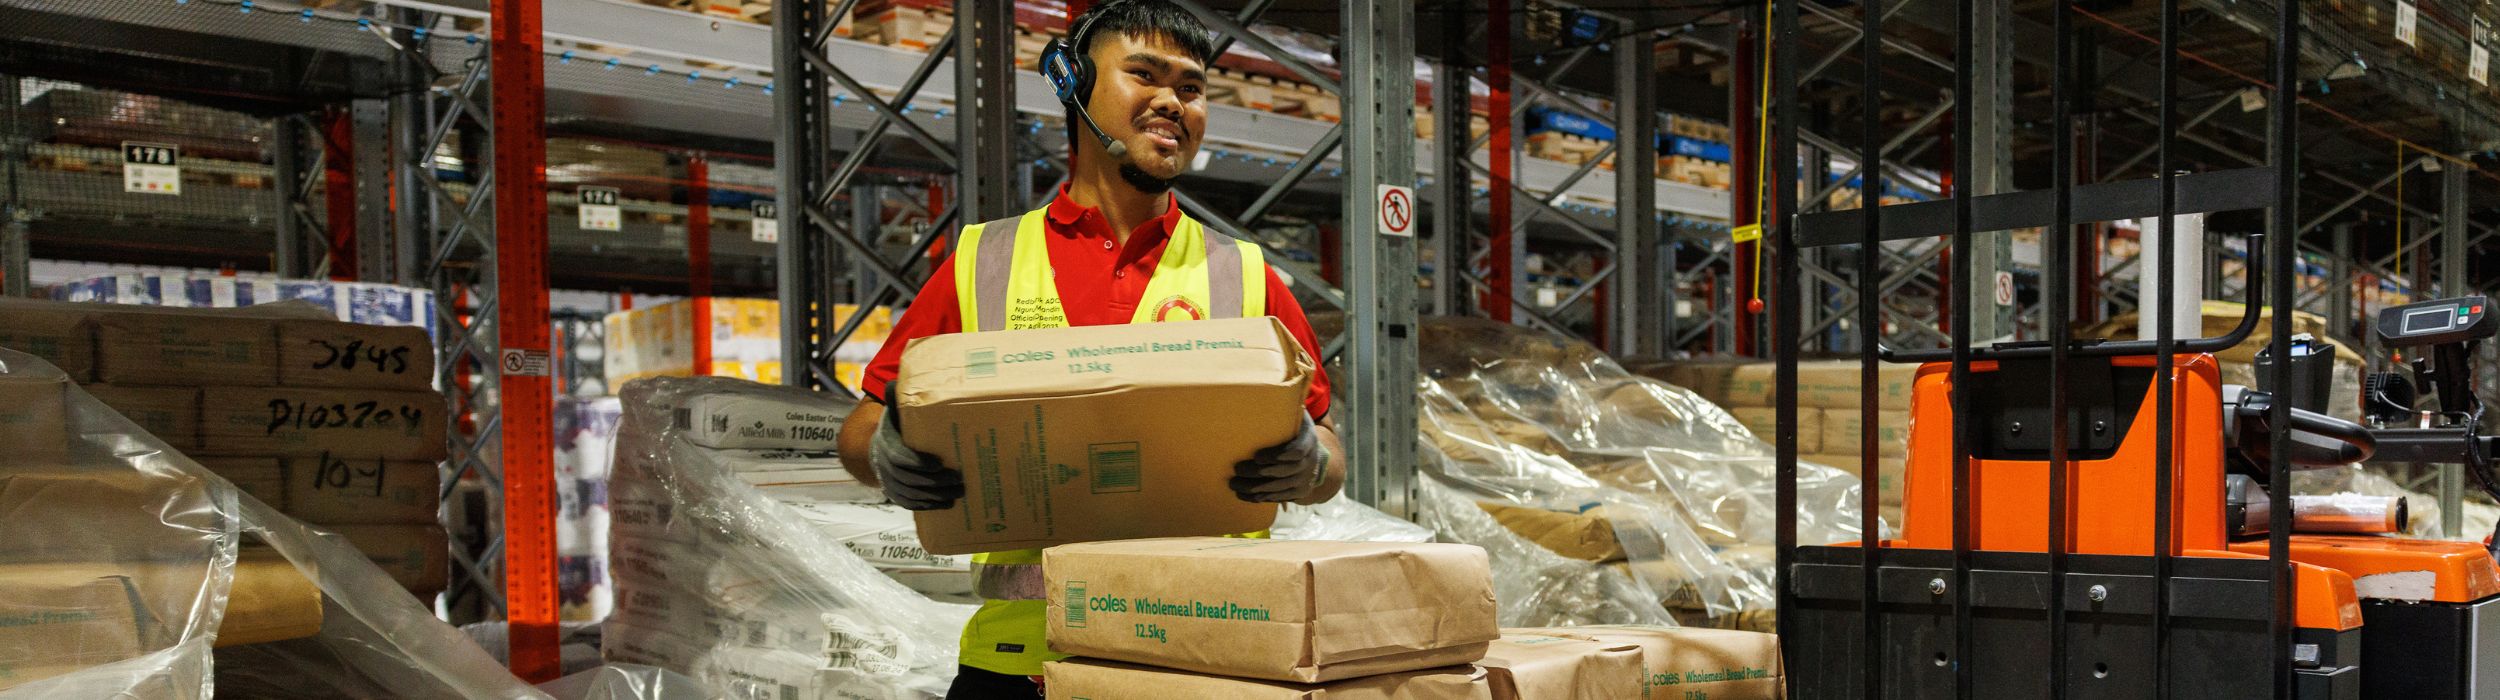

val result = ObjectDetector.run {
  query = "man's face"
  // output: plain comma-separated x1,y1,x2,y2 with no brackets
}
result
1084,31,1208,181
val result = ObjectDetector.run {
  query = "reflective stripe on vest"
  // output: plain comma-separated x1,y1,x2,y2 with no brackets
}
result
954,209,1264,333
949,207,1265,604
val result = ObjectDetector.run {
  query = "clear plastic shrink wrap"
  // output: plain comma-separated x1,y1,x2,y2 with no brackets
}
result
1311,315,1871,630
0,346,548,698
601,376,975,700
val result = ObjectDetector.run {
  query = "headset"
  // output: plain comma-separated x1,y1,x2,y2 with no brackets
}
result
1039,0,1135,161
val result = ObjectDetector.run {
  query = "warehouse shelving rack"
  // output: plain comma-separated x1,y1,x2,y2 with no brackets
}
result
16,0,2499,683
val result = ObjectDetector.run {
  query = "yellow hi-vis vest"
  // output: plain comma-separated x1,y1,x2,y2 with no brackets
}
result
948,206,1270,676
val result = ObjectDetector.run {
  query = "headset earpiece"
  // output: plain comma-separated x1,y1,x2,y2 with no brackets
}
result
1040,39,1081,104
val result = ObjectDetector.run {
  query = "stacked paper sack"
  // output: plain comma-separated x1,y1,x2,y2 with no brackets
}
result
1038,537,1787,699
602,377,977,698
0,297,450,596
1039,537,1505,699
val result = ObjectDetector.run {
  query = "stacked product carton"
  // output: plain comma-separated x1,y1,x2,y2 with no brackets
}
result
0,298,450,597
601,298,891,393
1041,537,1505,699
1648,359,1915,521
50,273,437,337
556,396,624,622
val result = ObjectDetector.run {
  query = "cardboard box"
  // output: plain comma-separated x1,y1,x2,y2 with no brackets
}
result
276,319,434,391
897,317,1311,555
1474,502,1625,563
193,458,286,510
1509,626,1783,700
199,387,447,460
216,548,325,647
83,384,201,449
0,566,146,690
0,374,70,461
329,524,448,594
672,390,847,451
1477,632,1646,700
283,455,440,524
91,312,278,387
1728,407,1821,453
0,307,95,381
1633,361,1747,406
1723,361,1918,411
1044,537,1498,683
1820,409,1912,458
1044,658,1494,700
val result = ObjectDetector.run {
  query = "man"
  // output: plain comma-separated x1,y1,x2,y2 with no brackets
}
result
832,2,1343,697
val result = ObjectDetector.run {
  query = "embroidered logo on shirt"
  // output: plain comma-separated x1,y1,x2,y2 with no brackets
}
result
1151,295,1205,322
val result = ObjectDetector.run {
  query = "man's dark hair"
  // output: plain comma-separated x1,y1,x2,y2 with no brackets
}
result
1062,0,1216,191
1069,0,1217,85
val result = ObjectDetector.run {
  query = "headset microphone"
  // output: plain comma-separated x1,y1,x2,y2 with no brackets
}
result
1072,102,1129,161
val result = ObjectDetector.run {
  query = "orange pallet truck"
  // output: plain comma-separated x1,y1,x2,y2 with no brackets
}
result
1786,297,2500,699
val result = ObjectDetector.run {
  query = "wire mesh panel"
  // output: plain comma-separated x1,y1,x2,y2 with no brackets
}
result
1772,0,2318,697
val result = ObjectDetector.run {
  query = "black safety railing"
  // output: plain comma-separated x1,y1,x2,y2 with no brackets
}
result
1772,0,2303,697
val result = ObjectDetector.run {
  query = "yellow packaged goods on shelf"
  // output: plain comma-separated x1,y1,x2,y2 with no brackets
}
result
82,384,202,449
275,319,434,391
1509,626,1784,700
1043,659,1494,700
602,298,889,390
1477,632,1646,700
91,312,279,387
1043,537,1498,683
198,387,448,461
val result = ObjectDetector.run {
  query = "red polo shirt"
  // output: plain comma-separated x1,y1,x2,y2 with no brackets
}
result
859,187,1332,420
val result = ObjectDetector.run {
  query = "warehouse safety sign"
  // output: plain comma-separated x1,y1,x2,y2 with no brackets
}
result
122,141,181,195
1376,184,1413,237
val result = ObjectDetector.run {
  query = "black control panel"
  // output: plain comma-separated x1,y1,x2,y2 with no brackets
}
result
2375,295,2496,348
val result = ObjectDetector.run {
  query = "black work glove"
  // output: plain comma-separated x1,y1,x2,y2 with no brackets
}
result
871,404,962,510
1231,414,1329,504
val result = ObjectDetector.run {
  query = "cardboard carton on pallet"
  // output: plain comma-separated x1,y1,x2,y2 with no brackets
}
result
853,2,950,51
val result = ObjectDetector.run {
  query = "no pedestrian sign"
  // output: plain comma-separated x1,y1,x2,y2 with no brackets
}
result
500,348,552,377
1376,184,1413,237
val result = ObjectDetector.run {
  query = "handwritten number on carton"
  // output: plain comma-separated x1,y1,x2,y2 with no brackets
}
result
310,338,413,375
313,452,389,497
265,398,423,435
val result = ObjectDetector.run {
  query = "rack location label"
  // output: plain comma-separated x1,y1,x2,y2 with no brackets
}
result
1376,184,1413,237
122,141,181,195
579,186,622,231
751,201,779,243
